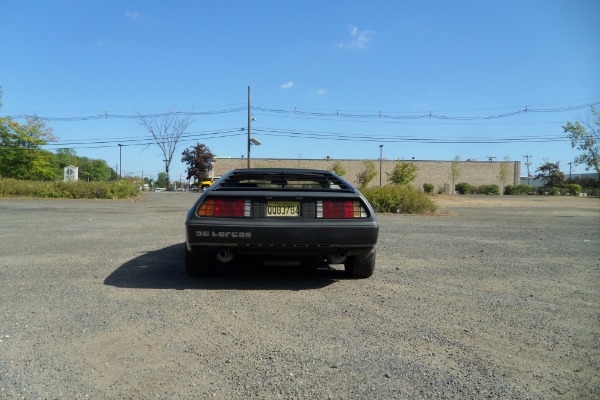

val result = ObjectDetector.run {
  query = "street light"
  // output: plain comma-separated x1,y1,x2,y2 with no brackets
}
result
523,155,532,185
379,144,383,187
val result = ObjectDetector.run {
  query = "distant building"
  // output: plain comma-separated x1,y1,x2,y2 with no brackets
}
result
213,158,521,194
521,172,599,187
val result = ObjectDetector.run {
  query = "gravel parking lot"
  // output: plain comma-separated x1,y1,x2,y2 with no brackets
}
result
1,193,598,399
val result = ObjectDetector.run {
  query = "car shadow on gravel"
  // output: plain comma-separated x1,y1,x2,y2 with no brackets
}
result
104,243,344,290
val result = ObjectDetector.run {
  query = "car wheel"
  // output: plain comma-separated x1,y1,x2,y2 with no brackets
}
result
344,250,375,278
185,250,215,277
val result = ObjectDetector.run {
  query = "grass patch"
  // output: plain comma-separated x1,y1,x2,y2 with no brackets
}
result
361,185,437,214
0,179,140,199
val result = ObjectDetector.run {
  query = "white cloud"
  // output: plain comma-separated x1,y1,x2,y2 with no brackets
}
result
281,81,295,89
312,88,327,96
125,11,141,20
337,25,374,50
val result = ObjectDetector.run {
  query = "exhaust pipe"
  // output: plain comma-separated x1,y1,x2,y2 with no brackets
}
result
327,249,348,264
216,248,234,263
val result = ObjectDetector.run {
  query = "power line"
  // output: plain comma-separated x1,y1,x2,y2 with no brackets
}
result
39,128,244,147
3,99,594,150
252,127,568,144
0,126,566,151
5,107,247,122
6,100,598,123
253,101,599,121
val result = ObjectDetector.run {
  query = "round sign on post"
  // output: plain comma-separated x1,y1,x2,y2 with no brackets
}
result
64,165,79,182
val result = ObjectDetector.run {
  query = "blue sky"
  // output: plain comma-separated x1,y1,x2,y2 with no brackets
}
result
1,0,599,181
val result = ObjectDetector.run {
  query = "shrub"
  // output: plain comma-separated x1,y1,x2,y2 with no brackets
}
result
564,184,582,196
423,183,434,194
361,185,437,214
548,187,561,196
455,182,471,195
504,184,534,195
455,182,499,195
475,184,500,195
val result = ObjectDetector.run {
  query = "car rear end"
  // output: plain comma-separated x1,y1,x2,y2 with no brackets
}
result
185,169,379,277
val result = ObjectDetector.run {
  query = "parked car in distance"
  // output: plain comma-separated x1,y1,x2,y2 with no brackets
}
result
185,168,379,278
200,176,221,191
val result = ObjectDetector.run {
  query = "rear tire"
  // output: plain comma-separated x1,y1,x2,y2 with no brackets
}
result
344,250,375,279
185,250,215,277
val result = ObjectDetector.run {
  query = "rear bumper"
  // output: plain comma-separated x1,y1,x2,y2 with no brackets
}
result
185,219,378,257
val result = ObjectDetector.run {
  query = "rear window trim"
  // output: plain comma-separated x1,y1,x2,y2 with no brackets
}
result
212,186,355,193
215,171,355,192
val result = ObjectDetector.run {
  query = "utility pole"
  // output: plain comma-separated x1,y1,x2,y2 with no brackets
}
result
568,162,572,182
247,85,251,168
118,144,123,180
379,144,383,187
523,155,532,185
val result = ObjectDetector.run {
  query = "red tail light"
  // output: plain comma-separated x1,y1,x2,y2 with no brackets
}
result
198,198,251,217
317,200,367,219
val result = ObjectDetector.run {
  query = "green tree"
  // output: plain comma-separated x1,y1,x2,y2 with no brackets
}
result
155,172,168,188
30,150,58,180
330,160,346,177
181,143,215,182
563,106,599,179
535,161,565,188
55,148,78,168
449,155,462,194
356,160,377,188
0,115,57,179
498,156,511,189
52,148,78,178
79,158,112,181
387,161,418,185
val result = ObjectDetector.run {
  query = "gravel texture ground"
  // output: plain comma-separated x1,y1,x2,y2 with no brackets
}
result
0,193,598,399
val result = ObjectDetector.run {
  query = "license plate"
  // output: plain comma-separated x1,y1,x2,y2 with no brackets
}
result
266,201,300,217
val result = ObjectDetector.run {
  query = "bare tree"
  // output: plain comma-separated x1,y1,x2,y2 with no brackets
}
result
139,113,192,188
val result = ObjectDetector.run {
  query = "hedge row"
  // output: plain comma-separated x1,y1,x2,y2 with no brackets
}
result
455,182,500,195
0,179,140,199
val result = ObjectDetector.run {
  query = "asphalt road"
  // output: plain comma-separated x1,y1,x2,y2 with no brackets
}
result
0,193,598,399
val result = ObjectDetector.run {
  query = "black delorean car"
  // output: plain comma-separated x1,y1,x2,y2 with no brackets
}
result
185,168,379,278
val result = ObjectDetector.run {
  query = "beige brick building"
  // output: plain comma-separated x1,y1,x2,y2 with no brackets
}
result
211,158,521,194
